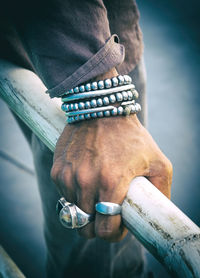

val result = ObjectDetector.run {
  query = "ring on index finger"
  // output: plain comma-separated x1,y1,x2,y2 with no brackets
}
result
56,197,95,229
95,202,122,216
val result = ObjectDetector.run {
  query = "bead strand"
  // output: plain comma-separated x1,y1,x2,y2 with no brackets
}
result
63,75,132,96
61,84,135,102
67,102,141,124
61,89,138,113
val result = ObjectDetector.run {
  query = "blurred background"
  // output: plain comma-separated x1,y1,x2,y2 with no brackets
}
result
0,0,200,277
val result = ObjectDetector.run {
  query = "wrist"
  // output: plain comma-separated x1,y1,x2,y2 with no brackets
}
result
63,112,141,134
91,67,118,82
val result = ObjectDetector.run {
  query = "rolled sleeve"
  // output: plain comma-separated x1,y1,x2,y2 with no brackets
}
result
47,34,124,98
11,0,125,98
8,0,143,99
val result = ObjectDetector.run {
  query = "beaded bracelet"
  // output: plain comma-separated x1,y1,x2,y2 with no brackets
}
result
61,89,139,113
63,75,132,96
60,74,141,124
67,102,141,124
61,84,135,102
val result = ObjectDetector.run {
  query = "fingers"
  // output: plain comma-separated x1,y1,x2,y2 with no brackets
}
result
51,161,76,202
51,159,97,238
76,188,96,239
94,175,129,242
75,165,128,241
95,214,128,242
74,164,97,239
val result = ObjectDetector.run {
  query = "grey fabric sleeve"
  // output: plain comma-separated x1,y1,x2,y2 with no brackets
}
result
10,0,125,98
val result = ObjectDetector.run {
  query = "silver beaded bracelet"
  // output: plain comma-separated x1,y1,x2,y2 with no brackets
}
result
61,84,135,102
67,102,141,124
61,89,139,113
63,74,132,96
60,74,141,124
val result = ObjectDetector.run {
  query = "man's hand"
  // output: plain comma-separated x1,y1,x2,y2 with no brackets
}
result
51,114,173,242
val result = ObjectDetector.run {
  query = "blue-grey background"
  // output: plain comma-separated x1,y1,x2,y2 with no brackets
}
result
0,1,200,277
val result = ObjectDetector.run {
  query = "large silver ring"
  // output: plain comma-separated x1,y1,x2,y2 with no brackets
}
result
56,197,94,229
95,202,122,216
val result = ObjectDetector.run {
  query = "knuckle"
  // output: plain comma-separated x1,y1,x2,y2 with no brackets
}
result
99,168,118,191
162,158,173,178
51,161,73,187
62,167,72,186
75,166,93,189
50,162,60,183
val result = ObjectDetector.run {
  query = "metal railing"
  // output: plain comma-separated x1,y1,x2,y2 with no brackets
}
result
0,60,200,278
0,246,25,278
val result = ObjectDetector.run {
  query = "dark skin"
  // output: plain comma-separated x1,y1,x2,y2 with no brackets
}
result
51,68,173,242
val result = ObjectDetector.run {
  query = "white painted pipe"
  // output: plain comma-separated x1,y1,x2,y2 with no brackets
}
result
0,246,26,278
0,60,200,278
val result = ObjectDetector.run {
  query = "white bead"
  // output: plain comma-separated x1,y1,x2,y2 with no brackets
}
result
109,94,116,103
104,79,112,88
124,106,131,116
69,88,74,94
66,104,69,112
98,80,104,89
112,77,118,87
118,75,124,85
97,111,103,118
74,115,79,121
84,114,91,120
79,85,85,92
78,102,85,109
103,97,109,105
132,89,139,99
117,106,123,115
85,101,91,109
123,75,130,85
135,103,141,112
74,87,79,93
69,104,74,111
91,82,98,90
127,91,133,100
97,98,103,106
85,83,91,91
104,110,110,117
73,103,78,110
116,92,123,102
111,107,118,116
91,113,97,118
79,115,85,120
130,105,136,113
127,75,132,84
90,99,97,108
122,91,128,100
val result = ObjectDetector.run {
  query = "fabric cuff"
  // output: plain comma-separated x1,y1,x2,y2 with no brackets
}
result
47,34,124,98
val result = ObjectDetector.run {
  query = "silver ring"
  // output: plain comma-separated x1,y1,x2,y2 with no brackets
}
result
56,197,94,229
95,202,122,216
